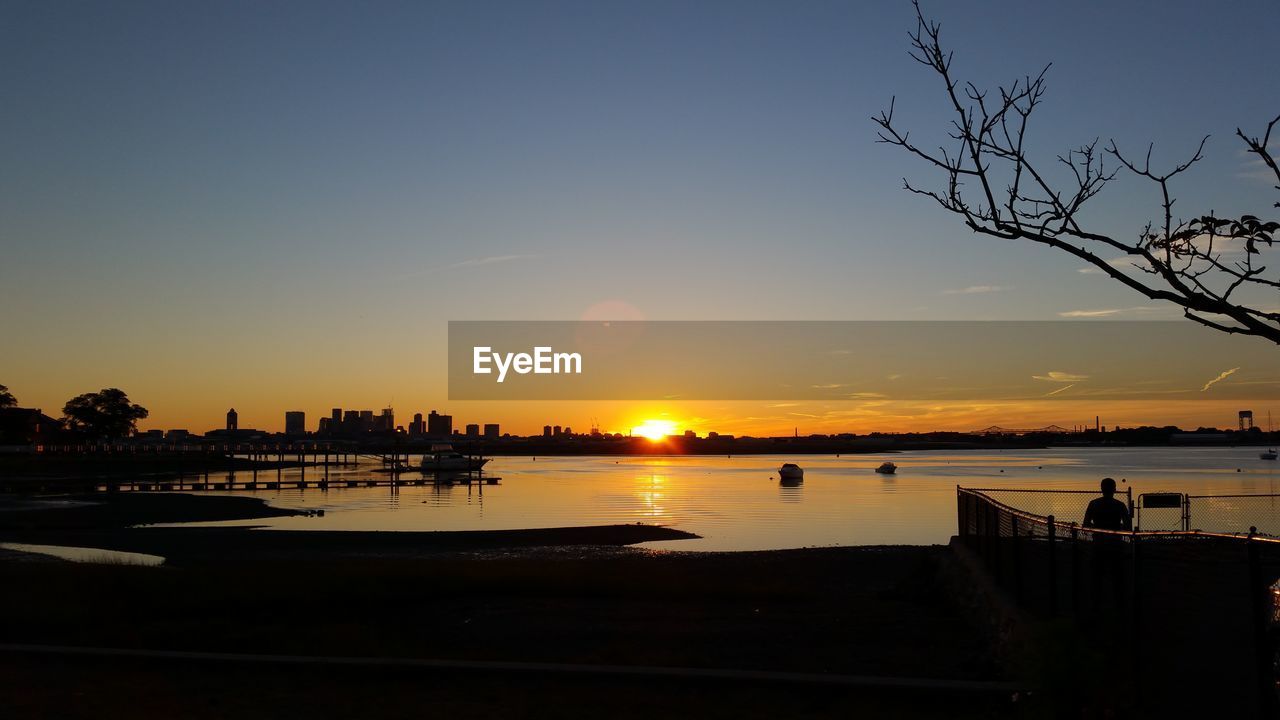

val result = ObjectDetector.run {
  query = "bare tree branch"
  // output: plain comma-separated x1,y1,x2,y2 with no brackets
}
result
873,0,1280,345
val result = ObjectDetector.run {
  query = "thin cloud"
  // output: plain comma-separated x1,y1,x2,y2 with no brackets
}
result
1044,383,1076,397
811,383,848,389
1058,306,1159,318
1033,371,1089,383
1200,367,1240,392
1077,257,1142,274
942,285,1011,295
406,254,540,278
441,254,539,271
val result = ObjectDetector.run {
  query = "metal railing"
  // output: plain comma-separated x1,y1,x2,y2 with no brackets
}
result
957,486,1280,718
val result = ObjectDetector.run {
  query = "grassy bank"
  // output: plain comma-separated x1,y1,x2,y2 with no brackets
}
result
0,546,1013,718
0,547,1002,677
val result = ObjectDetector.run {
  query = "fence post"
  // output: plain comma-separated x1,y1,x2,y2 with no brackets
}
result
1070,523,1080,616
1047,515,1057,616
1182,494,1191,532
988,503,1000,583
1012,515,1022,600
1247,530,1276,720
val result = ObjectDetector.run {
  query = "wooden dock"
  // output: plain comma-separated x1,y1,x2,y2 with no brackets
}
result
98,474,500,493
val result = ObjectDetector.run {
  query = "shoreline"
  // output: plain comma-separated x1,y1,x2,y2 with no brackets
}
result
1,525,704,564
0,492,701,562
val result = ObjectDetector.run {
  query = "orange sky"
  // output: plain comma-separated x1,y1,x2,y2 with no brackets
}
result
6,380,1267,437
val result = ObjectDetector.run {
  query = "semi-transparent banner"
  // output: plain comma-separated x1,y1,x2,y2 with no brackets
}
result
448,321,1280,401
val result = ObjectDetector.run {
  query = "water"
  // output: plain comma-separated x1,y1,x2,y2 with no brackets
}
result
158,447,1280,550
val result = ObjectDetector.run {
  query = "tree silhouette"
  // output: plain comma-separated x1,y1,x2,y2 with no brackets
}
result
0,385,15,408
62,388,149,439
875,1,1279,344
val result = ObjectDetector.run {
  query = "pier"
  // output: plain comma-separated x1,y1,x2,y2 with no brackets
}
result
2,441,494,494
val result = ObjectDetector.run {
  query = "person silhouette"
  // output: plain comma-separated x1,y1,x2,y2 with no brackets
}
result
1083,477,1131,532
1083,477,1130,613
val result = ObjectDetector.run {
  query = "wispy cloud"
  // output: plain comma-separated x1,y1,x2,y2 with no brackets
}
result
1044,383,1076,397
1058,306,1158,318
1238,146,1280,183
942,285,1011,295
439,254,539,272
1200,367,1240,392
402,254,540,279
1033,371,1089,383
811,383,848,389
1077,257,1143,275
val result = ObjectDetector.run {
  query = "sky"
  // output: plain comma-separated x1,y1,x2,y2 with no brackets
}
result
2,0,1278,435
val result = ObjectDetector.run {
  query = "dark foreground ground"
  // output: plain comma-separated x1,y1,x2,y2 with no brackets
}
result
0,492,1020,718
0,546,1017,719
1,651,1012,720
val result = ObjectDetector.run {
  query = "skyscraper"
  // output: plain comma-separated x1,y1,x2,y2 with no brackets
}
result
226,408,238,431
427,410,452,437
285,411,305,436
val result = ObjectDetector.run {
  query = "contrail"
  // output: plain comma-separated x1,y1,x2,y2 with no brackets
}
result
1200,367,1240,392
1044,383,1076,397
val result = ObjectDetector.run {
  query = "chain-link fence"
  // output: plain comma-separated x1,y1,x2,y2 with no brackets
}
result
966,487,1132,529
956,486,1280,718
1187,494,1280,537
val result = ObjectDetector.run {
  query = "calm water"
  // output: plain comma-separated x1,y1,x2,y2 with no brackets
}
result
172,448,1280,550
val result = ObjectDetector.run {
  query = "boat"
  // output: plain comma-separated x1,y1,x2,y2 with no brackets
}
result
778,463,804,481
420,445,488,472
875,461,897,474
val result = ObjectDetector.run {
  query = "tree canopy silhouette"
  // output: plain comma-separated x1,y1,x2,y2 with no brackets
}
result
62,388,149,439
0,385,15,408
875,1,1279,344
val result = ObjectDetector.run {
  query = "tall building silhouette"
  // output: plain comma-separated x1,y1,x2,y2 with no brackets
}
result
226,408,238,431
427,410,452,436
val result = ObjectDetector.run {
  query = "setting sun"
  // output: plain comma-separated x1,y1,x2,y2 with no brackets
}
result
632,419,677,441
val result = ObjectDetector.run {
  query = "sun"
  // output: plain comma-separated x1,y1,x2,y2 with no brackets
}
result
632,419,677,441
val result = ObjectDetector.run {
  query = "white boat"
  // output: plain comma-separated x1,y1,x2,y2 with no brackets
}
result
875,461,897,474
778,463,804,481
420,445,488,472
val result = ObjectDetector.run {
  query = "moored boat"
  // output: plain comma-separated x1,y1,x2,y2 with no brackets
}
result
778,463,804,481
421,445,488,472
875,461,897,474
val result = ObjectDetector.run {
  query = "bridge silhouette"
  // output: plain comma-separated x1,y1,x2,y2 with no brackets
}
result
969,425,1077,436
